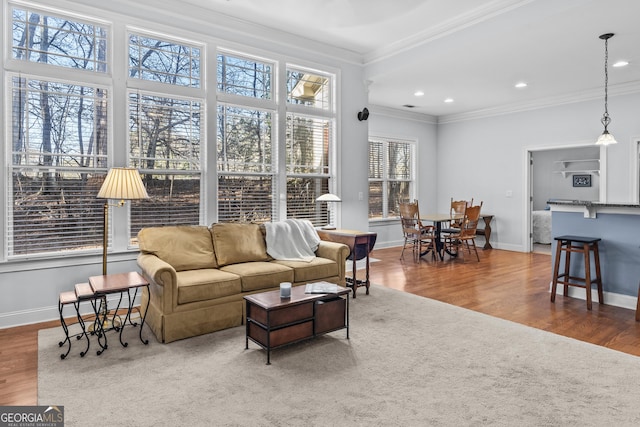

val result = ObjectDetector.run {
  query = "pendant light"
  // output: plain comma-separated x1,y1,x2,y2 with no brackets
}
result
595,33,617,145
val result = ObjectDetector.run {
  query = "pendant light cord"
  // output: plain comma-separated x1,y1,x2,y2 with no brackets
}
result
603,36,609,118
599,33,614,130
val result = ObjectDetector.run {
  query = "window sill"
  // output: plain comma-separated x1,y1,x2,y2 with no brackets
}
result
369,217,400,227
0,250,139,274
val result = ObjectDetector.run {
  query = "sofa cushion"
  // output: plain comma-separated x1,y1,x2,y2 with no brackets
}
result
138,226,217,271
176,269,242,305
272,257,338,283
211,223,269,266
220,262,294,292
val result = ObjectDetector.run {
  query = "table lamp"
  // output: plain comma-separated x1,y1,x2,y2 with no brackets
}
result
316,193,341,229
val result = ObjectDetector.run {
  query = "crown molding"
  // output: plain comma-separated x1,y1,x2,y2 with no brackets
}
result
437,80,640,124
369,105,437,124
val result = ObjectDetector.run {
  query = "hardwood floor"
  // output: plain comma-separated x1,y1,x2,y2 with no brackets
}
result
2,247,640,406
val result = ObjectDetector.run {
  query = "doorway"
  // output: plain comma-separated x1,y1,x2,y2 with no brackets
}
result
524,144,606,253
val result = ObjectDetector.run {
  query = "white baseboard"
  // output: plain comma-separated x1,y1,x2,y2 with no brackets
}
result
549,281,638,311
0,294,142,329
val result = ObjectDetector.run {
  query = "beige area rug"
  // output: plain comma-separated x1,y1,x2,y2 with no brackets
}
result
39,285,640,426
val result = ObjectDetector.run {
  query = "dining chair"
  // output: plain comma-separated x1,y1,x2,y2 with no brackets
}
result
399,200,437,262
441,198,473,234
443,204,482,261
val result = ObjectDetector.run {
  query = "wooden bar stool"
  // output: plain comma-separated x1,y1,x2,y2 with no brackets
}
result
551,235,603,310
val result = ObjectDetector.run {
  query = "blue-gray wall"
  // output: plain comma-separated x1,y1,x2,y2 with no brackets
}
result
552,211,640,298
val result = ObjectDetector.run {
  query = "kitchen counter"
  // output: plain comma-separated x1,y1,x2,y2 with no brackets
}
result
547,200,640,307
547,200,640,218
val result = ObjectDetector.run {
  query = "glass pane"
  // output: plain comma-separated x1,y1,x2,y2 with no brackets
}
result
9,169,104,256
286,114,330,174
369,141,383,179
388,142,411,180
217,104,272,173
130,173,200,244
11,76,108,168
217,53,271,99
218,175,273,223
287,69,331,109
129,34,200,88
388,181,411,217
286,177,329,227
12,7,107,72
368,181,383,219
129,93,201,171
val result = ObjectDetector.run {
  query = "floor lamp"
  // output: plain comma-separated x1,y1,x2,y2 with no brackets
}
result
316,193,341,229
97,167,149,276
93,167,149,331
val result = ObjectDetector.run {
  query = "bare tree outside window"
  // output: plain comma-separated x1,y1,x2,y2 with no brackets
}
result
9,7,109,256
368,139,414,219
217,53,275,223
128,32,204,240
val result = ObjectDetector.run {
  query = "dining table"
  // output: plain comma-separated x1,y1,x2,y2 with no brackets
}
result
420,213,464,260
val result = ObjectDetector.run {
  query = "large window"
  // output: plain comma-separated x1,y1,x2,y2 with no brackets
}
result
217,52,275,223
285,69,334,225
127,31,204,240
4,6,338,260
128,92,202,236
8,6,109,257
369,138,414,219
217,104,274,222
216,52,336,226
286,113,331,224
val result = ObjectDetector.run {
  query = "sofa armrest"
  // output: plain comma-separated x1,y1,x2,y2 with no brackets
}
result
137,253,177,314
315,241,350,282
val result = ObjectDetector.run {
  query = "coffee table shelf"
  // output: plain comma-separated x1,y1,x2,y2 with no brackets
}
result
244,285,350,364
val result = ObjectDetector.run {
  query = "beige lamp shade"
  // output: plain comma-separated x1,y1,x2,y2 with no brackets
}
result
97,167,149,200
316,193,341,202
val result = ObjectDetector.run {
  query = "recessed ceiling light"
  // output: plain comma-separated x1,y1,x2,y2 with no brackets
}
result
515,82,528,88
414,90,425,97
613,60,629,67
444,98,454,103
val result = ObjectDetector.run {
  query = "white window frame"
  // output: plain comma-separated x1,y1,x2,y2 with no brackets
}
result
4,3,113,260
368,136,416,221
215,50,338,226
126,28,206,243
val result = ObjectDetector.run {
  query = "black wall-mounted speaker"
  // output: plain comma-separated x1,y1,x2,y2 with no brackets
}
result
357,107,369,121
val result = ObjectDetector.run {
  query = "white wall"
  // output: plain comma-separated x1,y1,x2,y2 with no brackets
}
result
436,92,640,251
336,70,370,231
367,107,438,248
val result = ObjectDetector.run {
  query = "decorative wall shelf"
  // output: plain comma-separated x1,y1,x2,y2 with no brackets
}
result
554,159,600,178
554,169,600,178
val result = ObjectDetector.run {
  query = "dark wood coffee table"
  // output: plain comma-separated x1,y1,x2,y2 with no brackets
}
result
244,284,350,364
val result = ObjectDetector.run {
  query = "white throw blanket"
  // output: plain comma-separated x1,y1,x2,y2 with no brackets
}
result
264,219,320,262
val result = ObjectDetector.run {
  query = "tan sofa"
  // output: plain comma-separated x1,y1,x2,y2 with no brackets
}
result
137,222,350,343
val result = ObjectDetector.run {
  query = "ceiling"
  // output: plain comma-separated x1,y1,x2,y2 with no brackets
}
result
158,0,640,120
